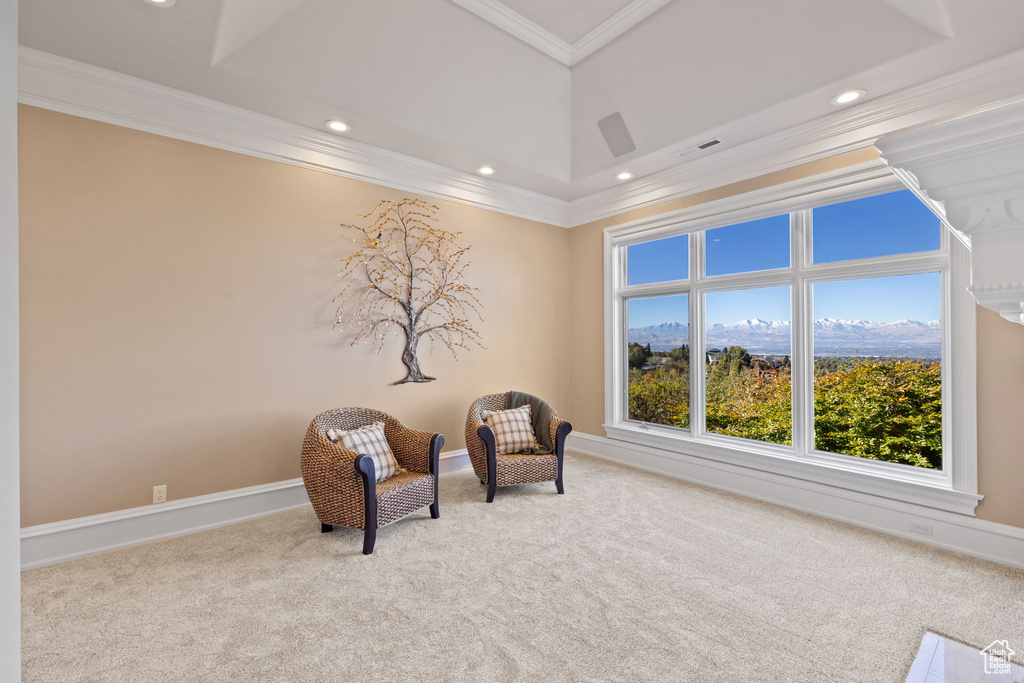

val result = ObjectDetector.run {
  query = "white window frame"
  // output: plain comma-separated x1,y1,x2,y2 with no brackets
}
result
603,162,980,515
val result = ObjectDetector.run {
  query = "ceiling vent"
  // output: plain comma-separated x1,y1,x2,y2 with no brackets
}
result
676,138,723,158
597,112,637,158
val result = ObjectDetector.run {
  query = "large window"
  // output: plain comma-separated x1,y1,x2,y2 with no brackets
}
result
609,181,972,493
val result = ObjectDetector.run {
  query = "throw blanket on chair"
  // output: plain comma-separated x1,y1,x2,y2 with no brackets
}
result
505,391,555,454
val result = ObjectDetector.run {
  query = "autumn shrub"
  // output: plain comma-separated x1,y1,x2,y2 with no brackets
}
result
814,359,941,469
706,368,792,445
628,367,689,428
626,356,941,468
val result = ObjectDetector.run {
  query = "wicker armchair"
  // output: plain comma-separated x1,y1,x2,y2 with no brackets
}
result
466,393,573,503
301,408,444,555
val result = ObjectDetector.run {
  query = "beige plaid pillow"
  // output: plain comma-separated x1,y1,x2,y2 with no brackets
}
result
481,405,540,455
327,421,405,482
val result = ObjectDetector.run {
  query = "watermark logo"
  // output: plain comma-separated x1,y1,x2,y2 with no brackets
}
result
981,640,1016,676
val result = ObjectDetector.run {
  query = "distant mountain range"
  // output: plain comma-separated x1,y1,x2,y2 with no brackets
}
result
629,318,941,357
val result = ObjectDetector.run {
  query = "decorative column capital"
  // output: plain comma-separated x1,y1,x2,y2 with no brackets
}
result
876,95,1024,325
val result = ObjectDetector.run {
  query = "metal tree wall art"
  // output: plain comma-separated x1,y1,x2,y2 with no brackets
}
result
333,198,483,384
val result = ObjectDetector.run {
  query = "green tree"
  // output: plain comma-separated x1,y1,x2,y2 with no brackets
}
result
628,367,689,428
814,359,941,469
715,345,751,376
668,344,690,364
628,342,652,370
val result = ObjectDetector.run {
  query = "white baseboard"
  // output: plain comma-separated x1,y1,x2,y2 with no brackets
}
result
21,449,475,571
28,438,1021,571
439,448,472,476
566,432,1024,569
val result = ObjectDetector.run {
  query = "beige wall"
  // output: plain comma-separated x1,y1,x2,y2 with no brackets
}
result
20,105,1024,532
975,307,1024,528
565,147,1024,530
19,106,568,526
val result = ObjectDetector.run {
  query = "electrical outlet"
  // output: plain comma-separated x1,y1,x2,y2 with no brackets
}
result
153,485,167,504
909,521,933,536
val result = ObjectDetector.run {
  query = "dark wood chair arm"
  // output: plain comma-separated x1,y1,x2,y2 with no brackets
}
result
547,417,573,455
477,424,498,502
477,424,497,456
553,419,573,456
353,455,378,555
354,453,377,485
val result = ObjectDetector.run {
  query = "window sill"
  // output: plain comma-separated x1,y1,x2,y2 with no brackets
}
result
603,423,982,516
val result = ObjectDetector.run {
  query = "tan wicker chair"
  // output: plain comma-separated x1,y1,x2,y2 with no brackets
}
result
301,408,444,554
465,393,572,503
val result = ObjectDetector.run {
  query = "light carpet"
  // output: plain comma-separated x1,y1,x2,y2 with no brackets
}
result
22,451,1024,682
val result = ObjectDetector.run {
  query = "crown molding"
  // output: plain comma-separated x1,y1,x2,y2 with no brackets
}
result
566,46,1024,226
17,47,571,228
570,0,671,66
450,0,669,67
449,0,571,65
18,46,1024,231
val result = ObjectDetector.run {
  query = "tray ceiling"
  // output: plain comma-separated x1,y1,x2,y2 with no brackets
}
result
449,0,671,66
17,0,1024,203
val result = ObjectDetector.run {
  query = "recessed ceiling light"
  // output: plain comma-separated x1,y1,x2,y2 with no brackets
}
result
831,89,866,105
616,171,634,181
143,0,176,6
477,166,496,176
325,120,351,133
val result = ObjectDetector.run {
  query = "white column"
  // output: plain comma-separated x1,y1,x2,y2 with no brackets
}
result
876,94,1024,325
0,0,20,677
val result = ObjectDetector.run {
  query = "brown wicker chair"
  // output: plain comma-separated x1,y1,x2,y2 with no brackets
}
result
466,393,573,503
301,408,444,555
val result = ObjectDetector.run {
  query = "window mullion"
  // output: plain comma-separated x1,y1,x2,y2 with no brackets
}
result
612,235,627,425
691,230,706,437
791,209,813,458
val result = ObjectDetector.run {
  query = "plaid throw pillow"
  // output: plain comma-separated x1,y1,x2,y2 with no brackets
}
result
481,405,540,455
327,421,404,482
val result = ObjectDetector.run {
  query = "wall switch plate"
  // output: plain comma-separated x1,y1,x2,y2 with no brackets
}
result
153,485,167,504
909,521,933,536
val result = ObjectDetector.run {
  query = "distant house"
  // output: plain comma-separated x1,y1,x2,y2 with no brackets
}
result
706,348,722,363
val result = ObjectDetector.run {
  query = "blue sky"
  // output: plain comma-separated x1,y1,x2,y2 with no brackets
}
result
707,286,789,325
627,190,942,327
814,272,940,322
813,190,940,263
707,215,790,276
626,234,688,284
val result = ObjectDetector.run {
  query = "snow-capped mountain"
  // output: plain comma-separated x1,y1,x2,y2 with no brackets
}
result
814,318,886,330
628,318,941,356
629,321,690,346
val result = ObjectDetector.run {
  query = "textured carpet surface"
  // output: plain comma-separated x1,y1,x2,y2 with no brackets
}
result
22,451,1024,682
